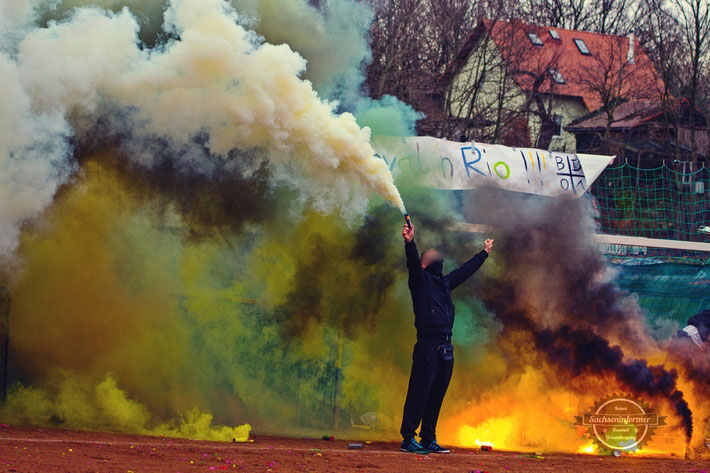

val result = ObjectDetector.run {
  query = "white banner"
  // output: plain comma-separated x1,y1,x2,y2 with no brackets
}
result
372,136,614,198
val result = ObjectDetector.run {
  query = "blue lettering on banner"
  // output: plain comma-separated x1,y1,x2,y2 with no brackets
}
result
460,146,486,177
415,143,428,173
441,156,454,178
374,153,397,172
374,144,593,193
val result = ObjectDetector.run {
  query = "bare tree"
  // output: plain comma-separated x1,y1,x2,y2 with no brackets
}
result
521,0,592,30
512,36,566,149
670,0,710,162
366,0,429,104
365,0,679,150
520,0,636,34
440,19,534,143
636,0,686,158
365,0,521,139
571,35,659,152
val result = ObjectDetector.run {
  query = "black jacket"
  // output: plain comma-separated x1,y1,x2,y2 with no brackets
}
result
405,240,488,343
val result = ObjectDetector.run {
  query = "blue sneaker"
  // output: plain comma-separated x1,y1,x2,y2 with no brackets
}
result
400,438,430,454
423,439,450,454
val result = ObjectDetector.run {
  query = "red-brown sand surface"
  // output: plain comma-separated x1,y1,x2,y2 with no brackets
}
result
0,426,708,473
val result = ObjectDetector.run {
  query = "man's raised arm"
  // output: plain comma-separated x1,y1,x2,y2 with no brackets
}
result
445,239,494,290
402,223,423,287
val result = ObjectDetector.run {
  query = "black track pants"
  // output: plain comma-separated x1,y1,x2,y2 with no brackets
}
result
400,342,454,443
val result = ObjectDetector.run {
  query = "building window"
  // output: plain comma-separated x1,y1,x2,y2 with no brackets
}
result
549,68,565,84
574,38,591,55
527,32,543,46
553,115,563,136
549,29,560,40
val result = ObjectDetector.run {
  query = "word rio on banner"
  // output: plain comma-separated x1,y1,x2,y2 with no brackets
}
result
372,135,614,198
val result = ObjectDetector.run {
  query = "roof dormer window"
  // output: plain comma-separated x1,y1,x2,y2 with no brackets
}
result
574,38,591,55
549,68,566,84
549,29,560,40
527,32,543,46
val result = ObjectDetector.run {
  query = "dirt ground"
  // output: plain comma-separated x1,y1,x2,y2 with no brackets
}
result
0,426,708,473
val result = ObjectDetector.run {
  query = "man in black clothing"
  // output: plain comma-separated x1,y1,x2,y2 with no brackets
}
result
399,221,493,454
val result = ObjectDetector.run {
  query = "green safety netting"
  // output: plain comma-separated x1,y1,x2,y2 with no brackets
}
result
590,162,710,327
611,263,710,330
591,162,709,245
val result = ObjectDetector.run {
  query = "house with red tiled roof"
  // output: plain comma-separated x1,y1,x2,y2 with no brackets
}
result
430,18,664,152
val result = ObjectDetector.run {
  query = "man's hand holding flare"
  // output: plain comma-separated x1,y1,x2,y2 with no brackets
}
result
402,223,414,243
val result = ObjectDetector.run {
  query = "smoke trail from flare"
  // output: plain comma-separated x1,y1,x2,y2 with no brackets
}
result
0,0,406,258
465,190,695,442
535,326,692,439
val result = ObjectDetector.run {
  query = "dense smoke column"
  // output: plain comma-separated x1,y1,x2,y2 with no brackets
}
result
464,190,694,440
535,326,693,439
478,274,694,441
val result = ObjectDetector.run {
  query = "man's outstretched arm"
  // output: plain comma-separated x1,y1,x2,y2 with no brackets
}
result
445,239,494,290
402,223,424,287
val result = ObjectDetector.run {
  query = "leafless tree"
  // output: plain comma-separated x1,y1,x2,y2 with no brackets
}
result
512,38,566,149
365,0,527,140
520,0,592,30
365,0,709,154
519,0,636,34
440,18,535,144
670,0,710,162
571,35,659,152
366,0,429,104
636,0,686,158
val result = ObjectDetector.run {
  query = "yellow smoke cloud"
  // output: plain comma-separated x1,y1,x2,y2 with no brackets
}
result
0,0,406,259
3,156,405,440
3,373,250,441
3,160,250,440
2,156,704,455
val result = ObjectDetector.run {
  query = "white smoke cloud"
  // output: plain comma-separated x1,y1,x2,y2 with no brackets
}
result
0,1,39,49
232,0,374,104
0,0,405,258
232,0,422,137
19,7,141,113
0,1,73,258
